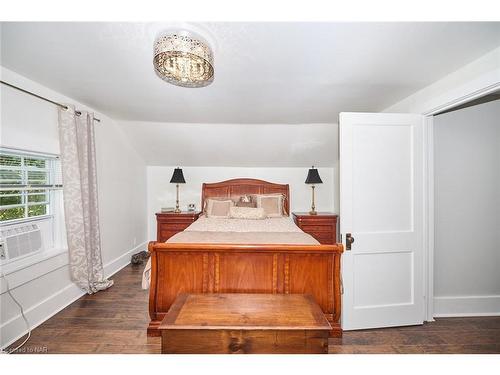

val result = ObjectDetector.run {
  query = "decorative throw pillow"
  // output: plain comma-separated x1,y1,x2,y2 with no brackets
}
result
205,199,234,218
203,196,231,214
235,194,257,208
236,202,254,208
229,206,267,220
255,194,285,217
239,194,253,203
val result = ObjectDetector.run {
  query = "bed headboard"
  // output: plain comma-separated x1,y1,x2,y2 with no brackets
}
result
201,178,290,215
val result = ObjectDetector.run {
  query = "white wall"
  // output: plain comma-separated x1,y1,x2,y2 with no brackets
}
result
0,67,148,348
117,120,338,168
384,47,500,114
433,99,500,316
94,116,148,266
147,166,335,240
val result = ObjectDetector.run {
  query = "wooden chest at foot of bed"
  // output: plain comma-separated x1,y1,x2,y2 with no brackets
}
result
159,293,331,354
147,241,343,338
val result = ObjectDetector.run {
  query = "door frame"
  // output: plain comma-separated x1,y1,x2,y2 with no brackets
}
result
423,115,434,322
420,82,500,321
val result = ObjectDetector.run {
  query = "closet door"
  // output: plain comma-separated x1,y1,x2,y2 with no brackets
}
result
340,112,425,330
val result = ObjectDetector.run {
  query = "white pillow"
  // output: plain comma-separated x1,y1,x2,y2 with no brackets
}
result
229,206,267,220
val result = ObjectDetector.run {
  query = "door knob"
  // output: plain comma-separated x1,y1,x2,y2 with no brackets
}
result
346,233,355,251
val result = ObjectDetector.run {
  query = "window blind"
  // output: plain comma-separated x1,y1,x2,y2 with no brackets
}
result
0,148,62,222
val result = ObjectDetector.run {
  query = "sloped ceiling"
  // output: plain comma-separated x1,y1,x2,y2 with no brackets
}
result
116,121,338,167
1,22,499,167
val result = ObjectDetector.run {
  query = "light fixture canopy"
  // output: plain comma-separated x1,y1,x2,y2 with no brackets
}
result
153,31,214,88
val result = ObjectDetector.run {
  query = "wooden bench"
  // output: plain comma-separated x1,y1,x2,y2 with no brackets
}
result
159,293,331,354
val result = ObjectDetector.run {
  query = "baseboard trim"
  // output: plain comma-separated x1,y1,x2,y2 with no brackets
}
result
434,295,500,317
434,312,500,318
1,241,148,349
103,241,148,279
0,281,85,349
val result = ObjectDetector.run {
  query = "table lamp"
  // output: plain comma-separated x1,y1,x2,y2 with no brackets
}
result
305,166,322,215
170,167,186,213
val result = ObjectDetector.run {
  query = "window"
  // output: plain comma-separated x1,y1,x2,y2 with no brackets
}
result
0,149,61,223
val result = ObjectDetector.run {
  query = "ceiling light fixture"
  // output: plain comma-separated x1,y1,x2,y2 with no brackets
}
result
153,31,214,88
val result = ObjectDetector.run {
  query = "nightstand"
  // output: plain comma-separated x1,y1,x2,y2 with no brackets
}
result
156,211,201,242
292,212,338,245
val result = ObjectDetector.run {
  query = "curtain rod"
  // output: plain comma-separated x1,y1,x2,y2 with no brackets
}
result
0,80,101,122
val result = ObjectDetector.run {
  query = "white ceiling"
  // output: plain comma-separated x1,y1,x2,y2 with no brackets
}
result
2,22,499,124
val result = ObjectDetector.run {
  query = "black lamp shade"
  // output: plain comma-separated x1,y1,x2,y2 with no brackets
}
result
170,168,186,184
305,167,322,184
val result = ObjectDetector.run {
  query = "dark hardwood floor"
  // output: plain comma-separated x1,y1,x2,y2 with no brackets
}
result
8,263,500,354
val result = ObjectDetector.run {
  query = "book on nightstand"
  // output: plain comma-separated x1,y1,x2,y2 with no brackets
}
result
161,207,175,213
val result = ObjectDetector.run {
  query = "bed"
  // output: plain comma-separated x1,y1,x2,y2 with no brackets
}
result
146,178,344,337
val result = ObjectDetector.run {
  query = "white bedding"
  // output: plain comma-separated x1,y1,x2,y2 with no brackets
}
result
141,216,318,289
184,216,304,233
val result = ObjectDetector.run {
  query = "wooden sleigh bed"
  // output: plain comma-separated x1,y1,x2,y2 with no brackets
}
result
147,178,344,337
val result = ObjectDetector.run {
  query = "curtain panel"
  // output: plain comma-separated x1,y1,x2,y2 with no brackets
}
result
58,105,113,294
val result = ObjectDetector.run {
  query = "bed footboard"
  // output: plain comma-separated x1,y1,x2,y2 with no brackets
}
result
147,241,344,337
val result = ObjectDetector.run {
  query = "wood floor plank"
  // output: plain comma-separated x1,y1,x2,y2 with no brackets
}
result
7,263,500,354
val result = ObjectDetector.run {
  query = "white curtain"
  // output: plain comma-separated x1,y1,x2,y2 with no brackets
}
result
58,105,113,294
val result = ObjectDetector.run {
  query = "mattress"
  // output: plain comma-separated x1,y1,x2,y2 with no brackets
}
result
169,216,318,244
183,216,307,233
141,216,318,289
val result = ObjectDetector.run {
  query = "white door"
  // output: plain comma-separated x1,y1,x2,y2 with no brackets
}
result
340,112,425,330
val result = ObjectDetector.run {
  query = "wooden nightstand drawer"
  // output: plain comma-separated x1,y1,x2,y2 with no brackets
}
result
159,230,179,242
156,212,201,242
160,223,191,232
158,217,196,224
308,232,335,245
292,212,338,245
299,224,334,233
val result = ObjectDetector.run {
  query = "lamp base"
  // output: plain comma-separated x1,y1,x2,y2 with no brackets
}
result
309,185,317,216
174,184,181,213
